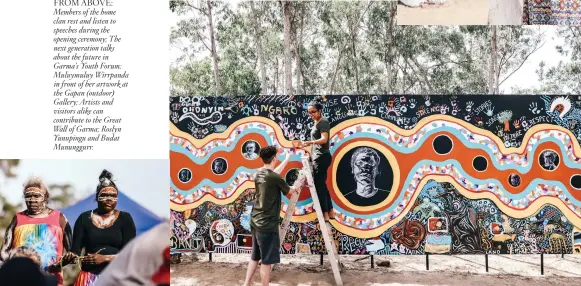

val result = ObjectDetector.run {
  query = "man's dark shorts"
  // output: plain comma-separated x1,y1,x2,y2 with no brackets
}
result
251,230,280,265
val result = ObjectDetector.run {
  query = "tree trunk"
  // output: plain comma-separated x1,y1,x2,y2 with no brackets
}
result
329,47,345,94
275,58,279,94
206,0,221,95
349,18,360,93
489,26,498,94
488,0,522,25
409,57,432,92
385,2,396,93
250,1,267,95
283,0,293,95
295,7,304,95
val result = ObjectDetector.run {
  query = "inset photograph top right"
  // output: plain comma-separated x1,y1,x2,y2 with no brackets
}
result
522,0,581,25
399,0,581,25
489,0,581,25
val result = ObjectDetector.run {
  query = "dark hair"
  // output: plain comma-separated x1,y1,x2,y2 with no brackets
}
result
95,169,117,201
0,257,46,285
259,145,278,164
308,100,324,111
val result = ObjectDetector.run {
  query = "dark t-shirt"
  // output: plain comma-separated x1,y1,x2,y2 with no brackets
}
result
71,210,136,274
310,118,331,159
250,168,291,233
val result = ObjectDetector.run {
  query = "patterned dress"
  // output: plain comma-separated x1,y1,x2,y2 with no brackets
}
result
12,210,64,286
523,0,581,25
75,271,99,286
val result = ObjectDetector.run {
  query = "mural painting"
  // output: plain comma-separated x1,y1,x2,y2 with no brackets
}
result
170,94,581,256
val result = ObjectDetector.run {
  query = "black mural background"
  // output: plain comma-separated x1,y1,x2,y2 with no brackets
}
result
170,94,581,255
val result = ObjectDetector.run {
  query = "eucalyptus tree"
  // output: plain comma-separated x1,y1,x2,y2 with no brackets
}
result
170,0,227,95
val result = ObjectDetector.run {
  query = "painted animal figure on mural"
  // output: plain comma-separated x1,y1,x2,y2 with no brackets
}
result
170,94,581,256
434,184,484,254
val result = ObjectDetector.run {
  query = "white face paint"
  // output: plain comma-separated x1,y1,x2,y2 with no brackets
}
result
24,187,47,215
97,187,118,202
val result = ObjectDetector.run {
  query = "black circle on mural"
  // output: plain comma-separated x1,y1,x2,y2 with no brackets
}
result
178,168,193,183
472,156,488,172
433,135,453,155
538,150,560,171
571,175,581,190
242,140,260,160
508,173,521,187
285,168,300,186
336,146,393,207
211,158,228,175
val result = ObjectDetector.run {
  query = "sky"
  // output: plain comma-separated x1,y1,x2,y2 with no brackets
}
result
170,7,568,94
1,159,169,218
499,26,566,93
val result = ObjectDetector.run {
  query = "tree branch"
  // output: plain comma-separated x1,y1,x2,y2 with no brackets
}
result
499,40,545,86
183,0,208,15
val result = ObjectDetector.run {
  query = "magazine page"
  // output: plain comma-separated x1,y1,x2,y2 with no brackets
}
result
1,0,581,285
0,1,170,285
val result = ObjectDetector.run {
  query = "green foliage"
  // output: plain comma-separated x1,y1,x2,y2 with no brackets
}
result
170,59,215,96
170,2,578,95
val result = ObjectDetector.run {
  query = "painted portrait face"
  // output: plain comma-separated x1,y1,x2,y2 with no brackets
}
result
352,148,379,187
509,174,520,186
212,158,228,174
245,142,256,154
542,151,557,169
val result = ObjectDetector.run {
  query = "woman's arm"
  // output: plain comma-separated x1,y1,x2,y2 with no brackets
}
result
71,213,85,256
121,212,137,248
304,120,331,146
0,216,17,262
305,132,329,146
60,213,73,253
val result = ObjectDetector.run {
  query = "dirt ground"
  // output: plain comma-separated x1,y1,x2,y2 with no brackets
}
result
171,253,581,286
397,0,488,25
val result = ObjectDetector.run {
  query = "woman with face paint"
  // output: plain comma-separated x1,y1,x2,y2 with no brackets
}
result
0,177,76,286
301,100,336,222
71,169,137,286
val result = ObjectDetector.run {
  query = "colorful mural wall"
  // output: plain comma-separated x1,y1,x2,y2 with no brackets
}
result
170,94,581,255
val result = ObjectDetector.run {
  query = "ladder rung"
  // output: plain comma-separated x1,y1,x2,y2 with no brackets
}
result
277,157,343,286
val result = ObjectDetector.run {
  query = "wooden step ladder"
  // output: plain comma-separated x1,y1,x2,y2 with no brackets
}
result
278,155,343,286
